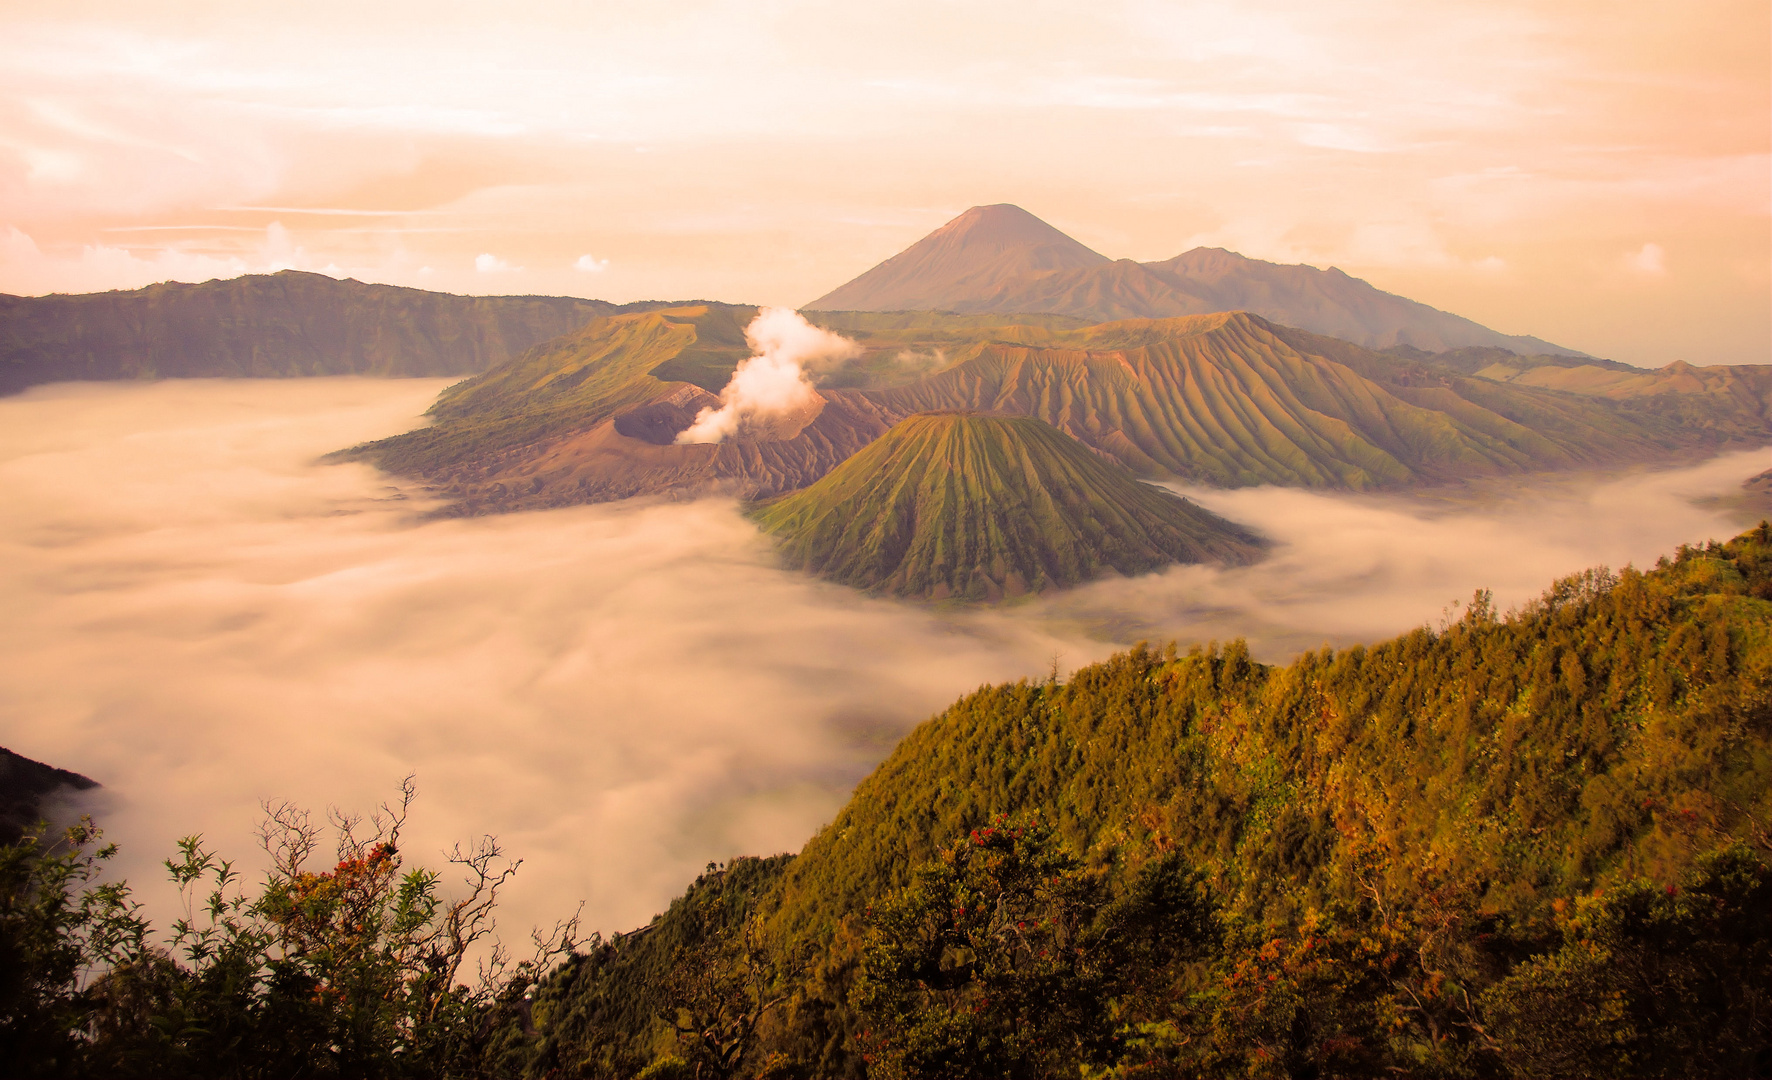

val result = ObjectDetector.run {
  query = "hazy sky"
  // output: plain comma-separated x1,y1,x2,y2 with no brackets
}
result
1,0,1767,366
1,378,1761,937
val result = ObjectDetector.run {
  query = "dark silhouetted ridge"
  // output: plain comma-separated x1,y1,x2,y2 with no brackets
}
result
0,747,98,845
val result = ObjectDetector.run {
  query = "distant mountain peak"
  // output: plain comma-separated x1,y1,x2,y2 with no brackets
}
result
807,205,1108,314
924,204,1108,262
809,207,1581,356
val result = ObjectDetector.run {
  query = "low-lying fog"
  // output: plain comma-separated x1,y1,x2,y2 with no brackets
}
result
1,377,1763,942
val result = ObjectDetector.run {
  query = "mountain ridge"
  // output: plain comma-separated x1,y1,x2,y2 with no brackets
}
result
342,304,1764,517
0,270,623,394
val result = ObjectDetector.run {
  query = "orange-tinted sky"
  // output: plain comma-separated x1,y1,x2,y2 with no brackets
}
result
1,0,1766,365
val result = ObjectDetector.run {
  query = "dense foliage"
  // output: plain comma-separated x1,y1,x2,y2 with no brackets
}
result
0,781,574,1079
500,522,1772,1077
8,525,1770,1077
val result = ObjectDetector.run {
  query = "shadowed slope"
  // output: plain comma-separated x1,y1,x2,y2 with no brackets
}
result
0,270,617,394
752,413,1263,600
807,205,1577,354
0,748,98,846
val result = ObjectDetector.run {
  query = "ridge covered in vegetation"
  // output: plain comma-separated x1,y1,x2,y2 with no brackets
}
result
496,523,1772,1078
752,412,1263,599
342,305,1763,517
9,526,1769,1077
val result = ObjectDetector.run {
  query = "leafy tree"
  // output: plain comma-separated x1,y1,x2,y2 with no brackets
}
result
854,816,1214,1080
0,779,573,1079
660,895,805,1079
0,819,147,1076
1483,843,1771,1078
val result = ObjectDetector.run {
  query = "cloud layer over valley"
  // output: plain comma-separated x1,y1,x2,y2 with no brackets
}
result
0,378,1761,939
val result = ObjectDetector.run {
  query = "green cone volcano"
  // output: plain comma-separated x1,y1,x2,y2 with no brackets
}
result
751,412,1264,600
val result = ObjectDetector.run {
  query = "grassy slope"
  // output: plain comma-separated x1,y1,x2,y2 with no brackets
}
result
870,313,1704,488
751,413,1264,599
342,304,752,475
0,270,614,394
346,309,1763,513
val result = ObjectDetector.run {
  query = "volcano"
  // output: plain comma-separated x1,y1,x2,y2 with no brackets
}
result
807,205,1579,355
751,411,1265,600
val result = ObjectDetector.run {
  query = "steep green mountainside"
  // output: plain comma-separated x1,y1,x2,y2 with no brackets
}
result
495,525,1772,1079
346,308,1759,517
862,312,1730,489
772,529,1772,937
807,204,1577,355
0,270,617,394
339,305,1111,514
752,413,1264,599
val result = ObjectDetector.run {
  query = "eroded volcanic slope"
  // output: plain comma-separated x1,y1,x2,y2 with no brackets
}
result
0,270,620,394
343,304,1758,516
808,204,1578,355
752,412,1263,600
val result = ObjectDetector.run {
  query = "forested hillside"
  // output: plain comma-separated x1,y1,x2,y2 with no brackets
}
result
498,524,1772,1079
8,526,1769,1078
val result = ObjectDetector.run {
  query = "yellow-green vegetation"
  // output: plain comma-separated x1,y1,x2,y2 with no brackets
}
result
1383,341,1772,444
343,305,1760,518
345,304,756,476
493,524,1772,1078
865,312,1704,489
12,527,1769,1077
0,270,614,394
0,781,579,1080
752,412,1264,599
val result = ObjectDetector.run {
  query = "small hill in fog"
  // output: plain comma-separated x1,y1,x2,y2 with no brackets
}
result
0,747,97,845
752,412,1263,600
807,204,1581,355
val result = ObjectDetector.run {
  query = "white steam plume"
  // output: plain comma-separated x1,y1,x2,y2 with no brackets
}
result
675,308,860,444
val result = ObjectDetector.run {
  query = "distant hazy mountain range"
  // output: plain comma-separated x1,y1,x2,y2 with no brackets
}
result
808,204,1581,356
0,271,619,395
341,303,1766,520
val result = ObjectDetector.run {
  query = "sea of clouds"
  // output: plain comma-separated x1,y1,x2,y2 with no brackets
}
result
0,376,1762,943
